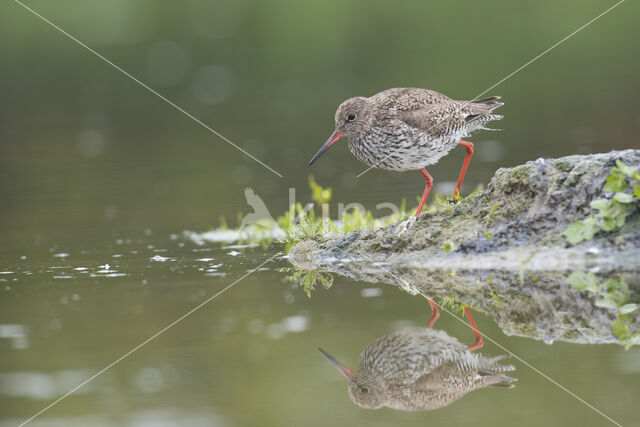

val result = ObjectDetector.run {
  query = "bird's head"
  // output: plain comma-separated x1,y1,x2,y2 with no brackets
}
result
308,96,368,165
318,347,385,409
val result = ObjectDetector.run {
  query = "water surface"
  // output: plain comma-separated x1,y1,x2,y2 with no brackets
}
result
1,0,639,425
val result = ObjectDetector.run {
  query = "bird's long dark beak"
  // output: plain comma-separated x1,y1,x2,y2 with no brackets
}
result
318,347,354,380
308,130,343,165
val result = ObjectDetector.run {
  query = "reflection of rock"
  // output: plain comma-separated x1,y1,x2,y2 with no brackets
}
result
319,319,515,411
293,245,640,344
290,150,640,344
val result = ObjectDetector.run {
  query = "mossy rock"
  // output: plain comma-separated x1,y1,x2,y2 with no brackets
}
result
290,149,640,345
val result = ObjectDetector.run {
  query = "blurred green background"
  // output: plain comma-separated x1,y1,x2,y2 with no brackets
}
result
0,0,639,426
1,0,638,251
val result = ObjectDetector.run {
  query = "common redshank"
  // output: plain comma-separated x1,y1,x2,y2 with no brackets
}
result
318,300,516,410
309,88,504,215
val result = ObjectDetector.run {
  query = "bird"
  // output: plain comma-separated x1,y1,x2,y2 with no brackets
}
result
308,88,504,215
318,299,516,411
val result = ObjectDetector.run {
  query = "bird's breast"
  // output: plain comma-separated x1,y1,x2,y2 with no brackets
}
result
347,127,461,171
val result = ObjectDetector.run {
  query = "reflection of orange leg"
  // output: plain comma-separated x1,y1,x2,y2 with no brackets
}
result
454,141,474,197
427,298,440,328
415,168,433,216
465,306,484,351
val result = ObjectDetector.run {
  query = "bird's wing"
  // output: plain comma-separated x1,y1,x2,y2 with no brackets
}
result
390,91,502,135
376,89,465,137
399,104,465,137
371,88,453,108
414,362,470,391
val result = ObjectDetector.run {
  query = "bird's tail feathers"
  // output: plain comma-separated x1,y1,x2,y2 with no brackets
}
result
470,96,504,112
464,94,503,129
466,114,504,134
487,374,517,388
478,355,516,374
478,355,517,388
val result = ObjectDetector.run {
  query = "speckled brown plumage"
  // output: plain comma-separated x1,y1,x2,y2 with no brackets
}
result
309,87,504,215
315,87,503,171
320,326,516,411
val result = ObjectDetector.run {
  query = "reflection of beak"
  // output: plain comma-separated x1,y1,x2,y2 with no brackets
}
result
308,130,343,165
318,347,354,380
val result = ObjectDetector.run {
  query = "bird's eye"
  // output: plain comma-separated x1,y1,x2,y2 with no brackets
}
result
360,386,369,394
347,113,356,121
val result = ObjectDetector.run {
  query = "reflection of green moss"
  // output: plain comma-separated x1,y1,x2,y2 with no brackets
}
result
439,296,466,315
280,267,334,297
567,272,639,348
438,294,486,317
485,276,504,308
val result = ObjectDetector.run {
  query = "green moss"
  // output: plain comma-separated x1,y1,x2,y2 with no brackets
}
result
220,176,484,251
505,165,533,186
280,267,334,297
564,160,640,244
567,272,640,348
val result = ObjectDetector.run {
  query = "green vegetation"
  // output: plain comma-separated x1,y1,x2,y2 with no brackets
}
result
215,176,490,255
484,275,505,308
567,272,639,348
437,295,487,318
308,175,332,205
218,175,417,250
280,267,334,297
564,161,640,244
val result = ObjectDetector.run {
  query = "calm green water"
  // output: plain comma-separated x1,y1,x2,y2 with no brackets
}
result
1,0,639,426
1,241,639,426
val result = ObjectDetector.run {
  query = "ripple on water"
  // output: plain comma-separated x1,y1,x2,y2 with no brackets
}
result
0,369,94,400
150,255,174,262
360,287,383,298
0,324,28,349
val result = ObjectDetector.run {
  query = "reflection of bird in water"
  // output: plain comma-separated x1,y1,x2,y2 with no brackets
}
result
319,300,516,410
239,187,279,231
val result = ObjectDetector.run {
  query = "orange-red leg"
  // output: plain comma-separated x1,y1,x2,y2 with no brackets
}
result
464,306,484,351
455,140,474,197
427,298,440,328
416,168,433,216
